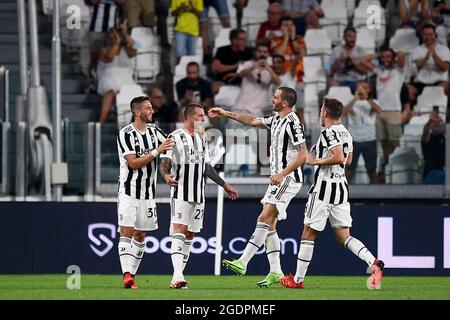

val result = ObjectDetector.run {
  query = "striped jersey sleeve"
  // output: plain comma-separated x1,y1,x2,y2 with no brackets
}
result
153,124,168,144
117,128,135,157
286,119,306,147
160,132,173,160
259,113,276,129
322,127,342,151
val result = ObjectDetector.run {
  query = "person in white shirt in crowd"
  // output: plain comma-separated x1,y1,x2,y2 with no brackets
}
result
342,82,381,184
408,23,450,104
363,47,412,176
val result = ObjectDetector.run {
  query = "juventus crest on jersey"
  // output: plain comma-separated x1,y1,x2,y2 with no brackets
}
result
161,128,211,203
260,112,305,183
309,124,353,205
117,123,167,200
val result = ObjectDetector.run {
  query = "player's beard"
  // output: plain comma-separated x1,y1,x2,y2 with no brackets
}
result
273,102,282,112
140,113,152,123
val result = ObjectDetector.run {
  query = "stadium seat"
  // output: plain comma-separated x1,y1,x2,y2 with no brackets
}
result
213,28,232,56
385,147,420,184
304,83,320,129
304,29,332,56
326,86,354,106
131,27,161,84
319,0,348,45
59,0,91,53
303,56,327,86
116,84,144,129
354,28,376,53
353,1,386,48
389,28,420,53
214,85,240,108
416,86,448,115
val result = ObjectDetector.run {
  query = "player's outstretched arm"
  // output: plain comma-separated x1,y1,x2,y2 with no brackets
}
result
205,164,239,200
208,107,265,128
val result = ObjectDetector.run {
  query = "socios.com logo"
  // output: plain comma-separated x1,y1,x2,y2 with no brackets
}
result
88,223,116,257
88,223,299,257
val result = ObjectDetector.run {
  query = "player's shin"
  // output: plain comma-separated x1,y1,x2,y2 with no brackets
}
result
182,239,192,272
344,236,376,266
118,237,133,274
129,238,145,275
294,240,315,283
265,230,283,274
171,233,187,279
240,222,270,266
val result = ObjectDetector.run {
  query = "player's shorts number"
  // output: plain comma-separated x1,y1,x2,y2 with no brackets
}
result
147,207,157,218
194,209,204,220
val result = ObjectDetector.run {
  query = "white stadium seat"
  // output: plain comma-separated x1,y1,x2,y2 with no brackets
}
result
116,84,144,129
131,27,161,84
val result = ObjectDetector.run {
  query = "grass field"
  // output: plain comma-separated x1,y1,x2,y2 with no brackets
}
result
1,275,450,300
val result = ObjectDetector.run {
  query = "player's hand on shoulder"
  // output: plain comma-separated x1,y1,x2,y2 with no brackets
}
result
224,183,238,200
158,138,175,153
208,107,225,118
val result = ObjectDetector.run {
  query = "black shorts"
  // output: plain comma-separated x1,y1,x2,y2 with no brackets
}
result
349,140,377,172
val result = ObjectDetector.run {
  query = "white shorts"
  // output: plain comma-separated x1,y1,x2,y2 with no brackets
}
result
303,192,352,231
170,198,205,234
260,177,302,221
117,192,158,231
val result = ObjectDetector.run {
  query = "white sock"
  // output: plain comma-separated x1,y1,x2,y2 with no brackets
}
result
182,239,192,272
118,237,132,274
294,240,315,283
240,222,270,266
171,233,186,280
265,230,283,274
129,238,145,275
344,236,376,266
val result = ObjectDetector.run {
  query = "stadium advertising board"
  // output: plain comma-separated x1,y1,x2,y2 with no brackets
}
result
0,201,449,275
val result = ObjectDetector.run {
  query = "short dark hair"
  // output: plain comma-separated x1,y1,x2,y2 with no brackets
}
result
130,96,149,112
280,16,294,24
344,26,357,36
323,97,343,119
422,23,436,34
229,28,246,41
183,103,204,119
186,61,200,70
272,54,285,63
278,87,297,107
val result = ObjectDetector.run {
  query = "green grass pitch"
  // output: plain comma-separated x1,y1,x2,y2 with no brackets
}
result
1,275,449,300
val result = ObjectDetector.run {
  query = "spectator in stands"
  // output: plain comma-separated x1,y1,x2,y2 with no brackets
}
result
328,26,369,94
408,23,450,104
256,2,283,48
281,0,324,36
270,54,304,124
200,0,231,63
399,0,431,32
149,87,179,133
211,29,253,93
176,61,213,109
363,47,412,178
170,0,203,59
271,16,307,84
430,0,450,46
343,82,381,184
421,106,445,184
97,23,137,123
125,0,156,29
232,44,281,117
87,0,125,93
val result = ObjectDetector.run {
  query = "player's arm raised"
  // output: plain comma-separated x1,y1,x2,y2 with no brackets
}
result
125,139,174,170
205,164,239,200
270,143,307,186
208,107,265,128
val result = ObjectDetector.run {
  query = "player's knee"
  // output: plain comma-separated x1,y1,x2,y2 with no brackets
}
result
133,231,146,242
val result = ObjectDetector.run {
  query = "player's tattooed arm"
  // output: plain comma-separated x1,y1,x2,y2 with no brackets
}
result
160,158,178,187
208,107,265,128
270,143,307,186
205,164,225,187
205,164,239,200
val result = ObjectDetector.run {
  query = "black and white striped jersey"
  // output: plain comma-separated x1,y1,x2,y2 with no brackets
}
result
89,0,120,33
260,112,305,183
117,123,167,200
308,124,353,204
160,129,211,203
